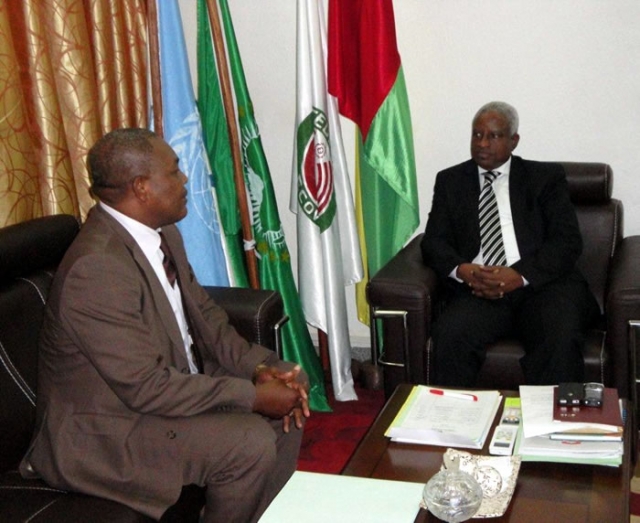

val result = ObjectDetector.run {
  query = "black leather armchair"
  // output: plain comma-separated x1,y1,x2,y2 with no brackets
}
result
0,215,287,522
367,162,640,407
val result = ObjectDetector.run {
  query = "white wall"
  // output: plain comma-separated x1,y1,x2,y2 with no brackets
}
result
178,0,640,348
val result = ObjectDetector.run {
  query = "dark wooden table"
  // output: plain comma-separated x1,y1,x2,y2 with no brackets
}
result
342,384,631,522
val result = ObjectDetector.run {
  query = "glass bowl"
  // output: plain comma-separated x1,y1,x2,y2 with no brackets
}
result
422,469,483,522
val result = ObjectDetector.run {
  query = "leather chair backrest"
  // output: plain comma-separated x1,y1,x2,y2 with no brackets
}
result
0,215,79,472
559,162,623,313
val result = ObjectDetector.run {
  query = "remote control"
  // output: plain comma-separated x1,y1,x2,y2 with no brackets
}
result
500,407,521,425
489,399,521,455
488,424,519,455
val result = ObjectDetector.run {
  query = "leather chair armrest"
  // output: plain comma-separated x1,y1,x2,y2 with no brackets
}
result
204,286,288,355
604,235,640,401
366,233,439,397
367,233,439,313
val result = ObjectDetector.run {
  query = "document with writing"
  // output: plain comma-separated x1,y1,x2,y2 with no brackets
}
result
385,386,502,449
520,385,623,439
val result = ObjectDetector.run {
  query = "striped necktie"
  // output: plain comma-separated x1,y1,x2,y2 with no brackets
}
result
478,171,507,266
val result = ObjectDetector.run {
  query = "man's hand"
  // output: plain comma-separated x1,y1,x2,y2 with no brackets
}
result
252,364,310,432
457,263,523,299
253,379,300,417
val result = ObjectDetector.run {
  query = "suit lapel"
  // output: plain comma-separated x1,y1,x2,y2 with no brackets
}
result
508,156,533,251
460,161,482,250
131,247,186,353
94,208,186,355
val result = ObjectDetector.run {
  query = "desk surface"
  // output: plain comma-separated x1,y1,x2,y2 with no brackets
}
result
342,384,631,522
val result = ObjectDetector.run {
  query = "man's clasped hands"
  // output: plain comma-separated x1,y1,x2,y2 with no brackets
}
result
457,263,525,300
252,364,310,433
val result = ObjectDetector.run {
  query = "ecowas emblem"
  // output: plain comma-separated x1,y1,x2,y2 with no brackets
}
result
295,107,336,233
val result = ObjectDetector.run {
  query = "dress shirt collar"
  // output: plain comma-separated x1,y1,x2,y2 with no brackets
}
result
99,202,161,259
478,156,512,178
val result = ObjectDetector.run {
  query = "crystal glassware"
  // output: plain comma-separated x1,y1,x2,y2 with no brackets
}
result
422,468,483,522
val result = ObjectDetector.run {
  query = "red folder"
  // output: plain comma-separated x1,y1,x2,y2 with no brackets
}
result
552,386,623,436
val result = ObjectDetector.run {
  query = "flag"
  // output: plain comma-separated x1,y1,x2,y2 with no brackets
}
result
156,0,230,287
196,0,330,411
195,0,249,289
292,0,364,401
328,0,420,325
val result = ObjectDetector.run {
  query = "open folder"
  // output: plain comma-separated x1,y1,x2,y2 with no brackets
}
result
385,385,502,449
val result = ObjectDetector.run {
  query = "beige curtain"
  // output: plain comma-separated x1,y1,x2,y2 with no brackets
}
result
0,0,149,226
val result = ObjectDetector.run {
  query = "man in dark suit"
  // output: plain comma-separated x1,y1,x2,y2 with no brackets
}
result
421,101,599,387
20,128,309,523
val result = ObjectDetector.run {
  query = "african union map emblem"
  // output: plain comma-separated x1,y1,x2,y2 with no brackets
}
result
295,107,336,233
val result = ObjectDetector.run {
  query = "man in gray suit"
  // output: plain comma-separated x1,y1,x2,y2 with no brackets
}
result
20,128,309,522
421,101,599,387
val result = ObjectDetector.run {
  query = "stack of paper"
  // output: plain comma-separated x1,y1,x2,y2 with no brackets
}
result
385,386,502,449
515,431,623,466
516,386,623,467
259,472,424,523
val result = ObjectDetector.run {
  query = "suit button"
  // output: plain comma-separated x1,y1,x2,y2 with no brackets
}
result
181,367,189,374
166,430,177,439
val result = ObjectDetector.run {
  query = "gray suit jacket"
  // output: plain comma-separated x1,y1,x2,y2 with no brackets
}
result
20,205,284,517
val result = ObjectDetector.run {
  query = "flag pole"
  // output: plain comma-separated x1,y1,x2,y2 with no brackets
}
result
204,0,260,290
147,0,163,137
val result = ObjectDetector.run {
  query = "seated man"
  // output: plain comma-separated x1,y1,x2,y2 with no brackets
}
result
421,101,599,387
20,128,309,523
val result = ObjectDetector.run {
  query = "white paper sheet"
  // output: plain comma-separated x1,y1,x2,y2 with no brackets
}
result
520,385,622,439
386,386,502,448
520,385,558,438
259,471,424,523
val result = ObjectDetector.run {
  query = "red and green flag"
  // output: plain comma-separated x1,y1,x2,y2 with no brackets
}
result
328,0,420,325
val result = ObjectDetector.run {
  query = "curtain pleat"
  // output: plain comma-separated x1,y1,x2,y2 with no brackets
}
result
0,0,149,226
0,2,52,223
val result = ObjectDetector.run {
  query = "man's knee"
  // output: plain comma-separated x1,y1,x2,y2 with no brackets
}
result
178,414,278,486
241,418,278,473
210,416,278,480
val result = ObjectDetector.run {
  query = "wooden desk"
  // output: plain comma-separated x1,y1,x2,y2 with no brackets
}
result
342,384,631,522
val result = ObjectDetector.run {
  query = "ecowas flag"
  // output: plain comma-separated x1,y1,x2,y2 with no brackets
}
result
291,0,363,402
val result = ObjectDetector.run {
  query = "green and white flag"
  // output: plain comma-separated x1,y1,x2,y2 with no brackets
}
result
197,0,330,411
291,0,363,401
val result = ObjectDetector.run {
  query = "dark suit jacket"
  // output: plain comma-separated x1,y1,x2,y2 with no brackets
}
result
421,156,584,289
20,205,286,518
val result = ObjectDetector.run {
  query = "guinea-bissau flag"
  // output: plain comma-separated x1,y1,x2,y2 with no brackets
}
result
327,0,420,325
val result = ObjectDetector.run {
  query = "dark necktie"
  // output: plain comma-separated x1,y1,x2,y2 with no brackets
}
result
479,171,507,266
159,232,177,287
158,232,204,373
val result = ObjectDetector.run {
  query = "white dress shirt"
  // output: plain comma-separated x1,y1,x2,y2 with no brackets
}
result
450,156,528,285
474,157,521,266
